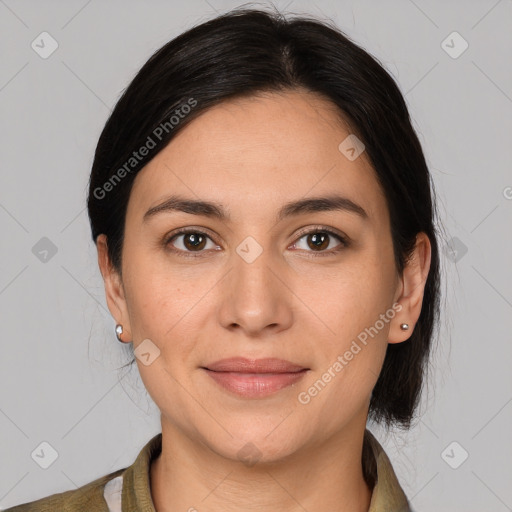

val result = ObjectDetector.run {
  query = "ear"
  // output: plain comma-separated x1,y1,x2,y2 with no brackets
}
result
96,234,132,342
388,232,432,344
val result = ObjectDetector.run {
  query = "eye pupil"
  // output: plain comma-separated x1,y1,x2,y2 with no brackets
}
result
307,232,329,251
184,233,206,251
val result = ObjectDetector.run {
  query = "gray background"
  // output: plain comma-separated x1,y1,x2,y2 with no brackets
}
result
1,0,511,510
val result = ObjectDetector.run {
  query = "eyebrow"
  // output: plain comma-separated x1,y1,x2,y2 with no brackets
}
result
143,194,368,223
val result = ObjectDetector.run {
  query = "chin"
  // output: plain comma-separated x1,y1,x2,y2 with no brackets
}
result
199,419,308,466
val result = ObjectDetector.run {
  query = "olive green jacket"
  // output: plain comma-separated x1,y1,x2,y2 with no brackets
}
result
5,430,411,511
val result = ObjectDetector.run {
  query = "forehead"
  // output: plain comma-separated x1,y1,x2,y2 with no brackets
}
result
128,89,387,222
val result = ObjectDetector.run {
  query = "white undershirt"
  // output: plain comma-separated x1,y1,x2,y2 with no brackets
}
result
103,475,123,512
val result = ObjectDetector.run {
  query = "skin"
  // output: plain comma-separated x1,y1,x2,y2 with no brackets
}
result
97,89,431,512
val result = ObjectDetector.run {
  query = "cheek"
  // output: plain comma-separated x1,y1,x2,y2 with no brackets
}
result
122,260,188,341
300,266,393,415
122,254,218,368
297,258,395,347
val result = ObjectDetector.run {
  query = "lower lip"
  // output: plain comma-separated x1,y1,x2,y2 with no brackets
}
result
203,369,308,398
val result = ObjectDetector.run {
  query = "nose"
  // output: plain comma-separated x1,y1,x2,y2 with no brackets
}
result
217,246,294,337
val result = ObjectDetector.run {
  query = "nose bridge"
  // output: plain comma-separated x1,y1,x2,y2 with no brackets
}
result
218,235,293,335
236,244,275,296
233,238,279,309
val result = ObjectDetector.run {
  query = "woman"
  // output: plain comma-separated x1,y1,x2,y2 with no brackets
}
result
7,6,439,512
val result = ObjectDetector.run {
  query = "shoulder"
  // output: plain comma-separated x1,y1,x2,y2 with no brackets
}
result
4,434,162,512
3,468,125,512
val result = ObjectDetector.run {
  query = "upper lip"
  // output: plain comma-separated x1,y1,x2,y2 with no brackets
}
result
203,357,308,373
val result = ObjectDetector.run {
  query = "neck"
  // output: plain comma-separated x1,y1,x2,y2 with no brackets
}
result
150,419,373,512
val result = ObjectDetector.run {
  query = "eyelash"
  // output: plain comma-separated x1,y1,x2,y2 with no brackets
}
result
164,225,349,258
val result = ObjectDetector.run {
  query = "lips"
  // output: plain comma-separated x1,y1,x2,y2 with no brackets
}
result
201,358,309,398
203,357,308,373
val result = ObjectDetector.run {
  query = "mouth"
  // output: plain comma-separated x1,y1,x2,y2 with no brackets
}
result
201,357,310,398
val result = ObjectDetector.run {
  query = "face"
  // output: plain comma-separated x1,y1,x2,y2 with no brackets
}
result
99,89,429,463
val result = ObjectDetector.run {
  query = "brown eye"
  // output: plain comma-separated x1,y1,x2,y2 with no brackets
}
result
291,228,347,254
306,232,330,251
182,232,207,251
166,230,217,255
